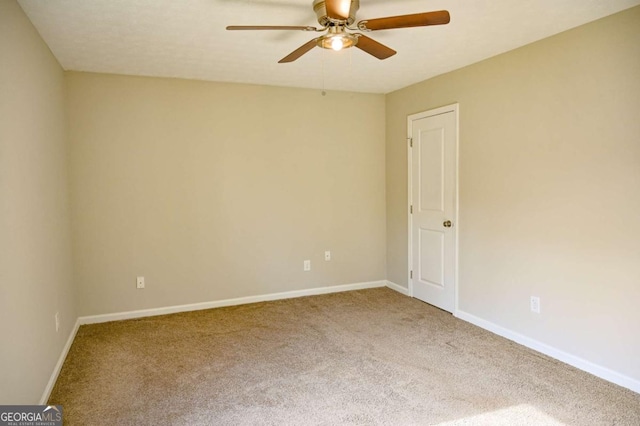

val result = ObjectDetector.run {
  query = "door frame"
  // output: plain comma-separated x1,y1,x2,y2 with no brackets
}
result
407,103,460,313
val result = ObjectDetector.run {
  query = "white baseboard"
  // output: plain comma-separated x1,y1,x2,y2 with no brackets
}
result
40,318,80,404
78,280,388,325
385,280,410,296
455,309,640,394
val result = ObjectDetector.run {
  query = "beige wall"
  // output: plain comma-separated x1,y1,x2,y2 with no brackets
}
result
66,73,386,316
0,1,76,403
386,6,640,381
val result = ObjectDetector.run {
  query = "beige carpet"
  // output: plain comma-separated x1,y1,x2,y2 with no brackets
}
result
49,288,639,425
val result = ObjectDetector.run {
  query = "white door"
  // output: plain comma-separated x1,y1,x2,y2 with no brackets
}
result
409,105,457,313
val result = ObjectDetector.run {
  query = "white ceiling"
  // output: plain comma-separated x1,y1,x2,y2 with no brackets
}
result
18,0,640,94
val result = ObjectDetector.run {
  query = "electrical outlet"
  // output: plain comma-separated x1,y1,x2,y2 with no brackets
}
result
136,276,145,289
303,260,311,271
530,296,541,313
55,312,60,332
325,251,331,261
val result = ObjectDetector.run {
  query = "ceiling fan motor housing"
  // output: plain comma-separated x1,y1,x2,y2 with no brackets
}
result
313,0,360,26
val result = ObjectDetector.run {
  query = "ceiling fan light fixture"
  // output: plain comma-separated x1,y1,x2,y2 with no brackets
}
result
317,33,357,51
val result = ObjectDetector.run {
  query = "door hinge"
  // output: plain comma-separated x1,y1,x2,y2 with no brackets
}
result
410,270,413,279
408,137,413,147
410,205,413,214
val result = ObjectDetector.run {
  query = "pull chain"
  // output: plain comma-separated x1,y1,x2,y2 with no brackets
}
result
321,48,327,96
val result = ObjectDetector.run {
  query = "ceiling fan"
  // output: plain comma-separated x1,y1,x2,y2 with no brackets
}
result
227,0,450,63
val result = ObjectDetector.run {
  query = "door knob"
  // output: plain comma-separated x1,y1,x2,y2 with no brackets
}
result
443,220,452,228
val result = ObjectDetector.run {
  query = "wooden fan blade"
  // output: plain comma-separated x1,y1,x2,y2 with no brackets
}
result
325,0,351,21
227,25,319,31
355,35,396,60
279,38,319,63
358,10,450,31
